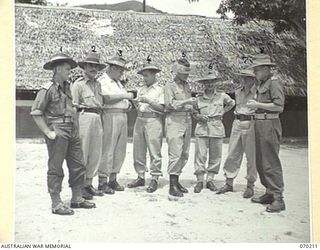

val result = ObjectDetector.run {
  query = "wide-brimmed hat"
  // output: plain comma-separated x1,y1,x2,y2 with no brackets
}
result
172,58,191,75
106,56,129,71
78,52,106,71
248,54,276,69
137,56,161,75
196,72,222,84
43,53,77,70
234,69,255,77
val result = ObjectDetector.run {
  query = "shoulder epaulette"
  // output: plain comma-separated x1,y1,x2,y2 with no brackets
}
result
73,76,85,83
41,81,54,90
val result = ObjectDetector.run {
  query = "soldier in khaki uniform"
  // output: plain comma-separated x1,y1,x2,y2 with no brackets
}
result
164,57,198,197
98,52,134,193
193,73,235,193
216,69,257,198
71,50,106,200
127,57,165,193
30,52,95,215
246,54,286,213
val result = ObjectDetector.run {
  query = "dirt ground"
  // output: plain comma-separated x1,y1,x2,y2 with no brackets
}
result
15,138,310,243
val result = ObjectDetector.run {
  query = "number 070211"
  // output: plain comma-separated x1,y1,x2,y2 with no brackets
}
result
300,244,318,248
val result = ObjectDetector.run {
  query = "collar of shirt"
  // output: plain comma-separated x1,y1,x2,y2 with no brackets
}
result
239,84,256,95
174,76,187,86
203,91,218,100
83,74,99,85
141,81,159,91
257,74,272,93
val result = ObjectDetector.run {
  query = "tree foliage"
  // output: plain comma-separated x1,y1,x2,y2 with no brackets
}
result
189,0,306,47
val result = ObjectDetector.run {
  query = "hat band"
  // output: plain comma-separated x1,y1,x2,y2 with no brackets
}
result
84,57,101,64
175,64,191,73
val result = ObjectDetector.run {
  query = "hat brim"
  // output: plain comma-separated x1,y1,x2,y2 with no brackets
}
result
197,77,222,84
137,67,161,75
43,58,78,70
78,61,107,71
247,62,276,69
234,72,255,77
106,60,129,71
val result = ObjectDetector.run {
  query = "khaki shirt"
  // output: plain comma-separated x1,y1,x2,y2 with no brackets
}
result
30,81,76,118
256,76,285,113
99,73,129,109
71,75,103,108
137,82,164,113
234,84,257,115
164,77,192,112
195,92,235,138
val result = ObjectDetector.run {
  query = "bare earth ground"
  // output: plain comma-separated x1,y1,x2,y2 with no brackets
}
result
15,138,310,243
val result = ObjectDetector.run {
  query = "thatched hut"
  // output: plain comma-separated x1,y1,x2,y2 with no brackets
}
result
15,4,307,138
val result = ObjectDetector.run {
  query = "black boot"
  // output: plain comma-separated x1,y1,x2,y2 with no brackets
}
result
169,175,183,197
176,175,188,193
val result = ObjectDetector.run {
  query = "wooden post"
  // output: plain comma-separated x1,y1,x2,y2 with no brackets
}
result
142,0,146,12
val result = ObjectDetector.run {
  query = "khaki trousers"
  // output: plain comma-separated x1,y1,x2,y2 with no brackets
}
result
78,112,103,186
194,137,223,178
255,118,284,198
165,114,192,175
99,112,127,178
223,119,257,183
133,117,163,177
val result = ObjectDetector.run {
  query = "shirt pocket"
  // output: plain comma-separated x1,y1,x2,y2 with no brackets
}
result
258,89,272,103
173,90,185,100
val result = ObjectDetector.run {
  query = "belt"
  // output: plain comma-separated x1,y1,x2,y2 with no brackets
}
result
235,114,255,121
207,115,222,120
254,113,279,120
168,111,191,116
47,116,73,124
77,107,101,114
137,112,161,118
104,108,128,113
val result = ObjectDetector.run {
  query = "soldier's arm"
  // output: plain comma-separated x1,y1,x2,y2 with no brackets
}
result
223,94,235,113
30,89,56,139
102,93,134,104
247,80,284,112
164,83,195,110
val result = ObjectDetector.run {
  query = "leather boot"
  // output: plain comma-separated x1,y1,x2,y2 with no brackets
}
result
251,193,274,204
169,175,183,197
243,186,254,199
127,177,145,188
216,183,233,194
177,175,188,193
266,199,286,213
146,179,158,193
194,182,203,193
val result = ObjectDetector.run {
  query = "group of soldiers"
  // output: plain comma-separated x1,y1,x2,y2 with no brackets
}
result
31,48,286,216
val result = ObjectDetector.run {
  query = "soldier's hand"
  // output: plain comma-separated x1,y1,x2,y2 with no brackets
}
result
197,114,209,123
246,99,259,109
138,97,152,104
126,93,135,100
46,131,56,140
187,97,198,105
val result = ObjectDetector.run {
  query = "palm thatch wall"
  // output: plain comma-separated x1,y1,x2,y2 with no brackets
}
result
15,4,306,97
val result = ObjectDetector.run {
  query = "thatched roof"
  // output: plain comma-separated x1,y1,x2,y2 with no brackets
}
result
15,4,307,96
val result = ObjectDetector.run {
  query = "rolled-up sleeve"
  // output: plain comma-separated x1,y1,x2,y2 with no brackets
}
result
71,82,81,107
158,89,165,105
164,82,175,109
164,83,185,110
30,89,49,116
270,80,285,107
223,93,235,107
